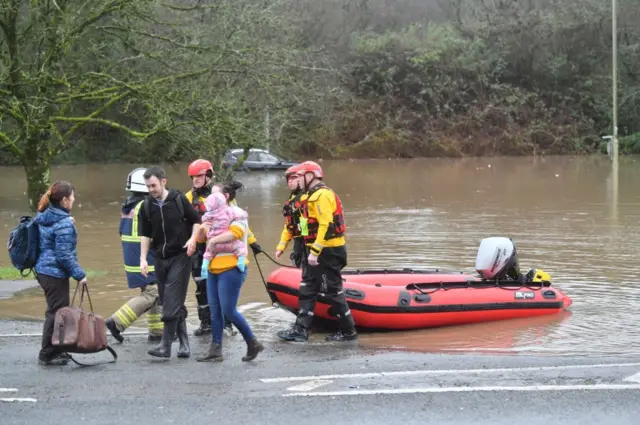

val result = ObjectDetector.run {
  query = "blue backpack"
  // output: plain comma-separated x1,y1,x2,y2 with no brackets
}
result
7,216,40,277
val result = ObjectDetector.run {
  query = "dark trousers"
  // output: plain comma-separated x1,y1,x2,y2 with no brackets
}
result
295,245,355,331
191,246,210,322
290,238,305,268
154,253,192,323
37,274,70,359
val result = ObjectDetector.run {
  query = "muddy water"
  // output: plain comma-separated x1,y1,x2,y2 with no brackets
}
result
1,157,639,357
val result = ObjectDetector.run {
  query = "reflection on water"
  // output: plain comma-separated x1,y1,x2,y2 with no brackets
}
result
1,156,640,357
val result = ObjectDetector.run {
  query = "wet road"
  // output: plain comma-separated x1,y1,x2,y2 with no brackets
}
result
2,319,639,425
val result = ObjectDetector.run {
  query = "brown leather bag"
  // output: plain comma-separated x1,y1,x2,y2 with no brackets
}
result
51,282,117,365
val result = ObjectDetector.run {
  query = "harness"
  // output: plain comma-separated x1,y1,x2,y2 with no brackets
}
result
282,191,304,238
297,183,346,243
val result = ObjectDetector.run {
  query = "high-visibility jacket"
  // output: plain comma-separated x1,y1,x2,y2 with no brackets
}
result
120,197,156,289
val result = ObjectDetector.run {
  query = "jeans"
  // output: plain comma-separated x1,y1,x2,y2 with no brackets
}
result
206,267,254,344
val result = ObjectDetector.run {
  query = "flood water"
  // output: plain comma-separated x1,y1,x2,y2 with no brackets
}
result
1,156,639,357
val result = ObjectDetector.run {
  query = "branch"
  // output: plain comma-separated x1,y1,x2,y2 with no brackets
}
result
62,90,131,140
0,130,23,159
51,116,159,138
70,0,133,37
97,25,220,52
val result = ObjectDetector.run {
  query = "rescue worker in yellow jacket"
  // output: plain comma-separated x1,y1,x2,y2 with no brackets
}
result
106,168,163,342
186,159,263,337
277,161,358,342
275,164,305,268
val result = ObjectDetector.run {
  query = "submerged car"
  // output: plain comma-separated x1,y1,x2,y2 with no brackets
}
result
222,148,299,171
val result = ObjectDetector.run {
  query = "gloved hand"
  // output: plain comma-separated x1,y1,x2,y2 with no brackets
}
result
236,255,246,272
201,259,210,279
250,242,263,255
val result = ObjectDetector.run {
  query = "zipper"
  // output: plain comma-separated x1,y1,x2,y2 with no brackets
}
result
160,203,167,258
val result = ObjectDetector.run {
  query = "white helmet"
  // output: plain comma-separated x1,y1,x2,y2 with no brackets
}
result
126,168,148,193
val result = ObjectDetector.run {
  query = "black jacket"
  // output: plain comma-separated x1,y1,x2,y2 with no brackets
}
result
139,189,201,259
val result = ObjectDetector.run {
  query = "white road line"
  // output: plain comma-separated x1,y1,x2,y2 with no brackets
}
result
0,388,18,393
282,383,640,397
261,362,640,383
0,398,37,403
287,380,333,392
237,302,266,313
623,372,640,383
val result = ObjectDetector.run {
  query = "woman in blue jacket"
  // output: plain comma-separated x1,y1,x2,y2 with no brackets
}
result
34,181,86,365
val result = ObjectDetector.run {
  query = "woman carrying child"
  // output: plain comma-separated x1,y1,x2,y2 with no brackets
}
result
196,181,264,362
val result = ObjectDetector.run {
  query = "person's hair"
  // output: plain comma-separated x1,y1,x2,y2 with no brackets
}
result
217,181,244,203
143,166,166,181
37,181,75,213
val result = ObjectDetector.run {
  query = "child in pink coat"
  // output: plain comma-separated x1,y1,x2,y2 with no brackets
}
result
200,191,248,275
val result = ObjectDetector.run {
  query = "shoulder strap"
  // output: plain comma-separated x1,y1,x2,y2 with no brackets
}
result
144,197,152,221
176,193,185,218
68,346,118,367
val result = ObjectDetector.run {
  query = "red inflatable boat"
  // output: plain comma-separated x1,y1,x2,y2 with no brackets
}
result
266,267,573,330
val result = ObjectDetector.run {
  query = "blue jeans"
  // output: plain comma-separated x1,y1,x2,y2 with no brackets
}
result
206,267,254,344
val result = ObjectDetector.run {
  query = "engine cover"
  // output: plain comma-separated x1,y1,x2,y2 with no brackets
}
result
475,237,518,279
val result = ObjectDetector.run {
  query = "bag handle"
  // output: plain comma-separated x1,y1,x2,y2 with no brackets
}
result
70,281,95,313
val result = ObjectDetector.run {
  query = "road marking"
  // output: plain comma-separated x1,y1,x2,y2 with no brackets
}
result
282,383,640,397
261,362,640,383
287,380,333,392
0,388,18,393
0,398,37,403
623,372,640,383
237,302,266,313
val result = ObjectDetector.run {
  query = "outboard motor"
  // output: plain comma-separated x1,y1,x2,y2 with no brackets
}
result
475,237,522,281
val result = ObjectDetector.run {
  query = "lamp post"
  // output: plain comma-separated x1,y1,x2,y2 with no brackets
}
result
612,0,618,164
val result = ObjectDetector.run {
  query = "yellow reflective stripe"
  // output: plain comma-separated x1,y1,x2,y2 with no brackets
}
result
115,311,131,327
123,305,138,322
124,265,155,273
132,200,144,238
121,236,141,242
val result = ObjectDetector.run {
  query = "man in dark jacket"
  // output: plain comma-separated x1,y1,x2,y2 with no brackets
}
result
139,166,201,359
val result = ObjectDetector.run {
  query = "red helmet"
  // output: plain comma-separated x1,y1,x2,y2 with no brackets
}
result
188,159,213,177
284,164,301,179
296,161,323,179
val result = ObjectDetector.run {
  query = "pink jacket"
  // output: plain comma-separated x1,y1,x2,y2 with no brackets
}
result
202,192,248,260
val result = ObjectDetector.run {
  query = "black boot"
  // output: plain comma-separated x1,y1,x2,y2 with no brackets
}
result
148,320,177,358
196,342,224,362
193,307,212,336
242,338,264,362
326,329,358,341
277,324,308,342
106,318,124,343
224,318,237,336
176,318,190,358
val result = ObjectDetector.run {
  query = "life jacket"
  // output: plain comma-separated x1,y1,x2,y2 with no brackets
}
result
186,186,212,217
282,191,304,238
298,183,346,243
120,200,156,289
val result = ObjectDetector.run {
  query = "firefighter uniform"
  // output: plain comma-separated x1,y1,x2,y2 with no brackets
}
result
107,195,163,341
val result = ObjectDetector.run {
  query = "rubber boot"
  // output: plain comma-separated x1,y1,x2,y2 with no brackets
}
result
176,318,190,358
196,342,224,362
242,338,264,362
148,320,177,358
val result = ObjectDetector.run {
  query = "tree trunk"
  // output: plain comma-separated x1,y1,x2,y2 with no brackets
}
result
23,138,52,213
